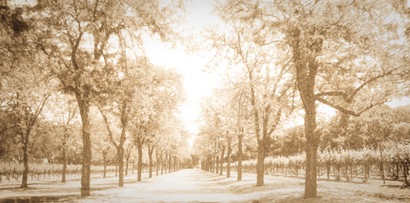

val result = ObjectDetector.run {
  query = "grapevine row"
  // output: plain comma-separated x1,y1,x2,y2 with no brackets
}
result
230,143,410,183
0,163,116,181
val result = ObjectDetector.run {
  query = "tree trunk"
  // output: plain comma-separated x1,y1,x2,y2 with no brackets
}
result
248,68,264,186
77,98,92,197
160,152,164,175
137,140,143,182
211,155,214,173
237,133,243,181
394,162,399,180
227,139,232,178
215,156,219,174
148,145,154,178
168,154,172,173
115,159,118,177
326,164,330,180
294,34,319,198
20,132,29,188
62,128,67,183
103,151,107,178
118,146,124,186
155,150,160,176
301,84,318,195
125,157,129,176
403,162,408,184
173,155,178,172
379,143,385,184
118,101,128,186
220,145,225,176
256,144,265,186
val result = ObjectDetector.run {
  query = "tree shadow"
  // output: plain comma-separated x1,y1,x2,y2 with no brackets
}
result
0,195,79,203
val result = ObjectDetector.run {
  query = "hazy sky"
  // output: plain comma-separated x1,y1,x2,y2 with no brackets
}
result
143,0,220,145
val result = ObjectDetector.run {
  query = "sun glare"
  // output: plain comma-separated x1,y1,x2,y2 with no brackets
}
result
143,0,219,145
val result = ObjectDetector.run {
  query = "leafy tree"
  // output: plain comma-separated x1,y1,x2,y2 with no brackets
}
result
279,125,305,156
0,0,31,78
0,1,55,188
123,140,135,176
0,54,53,188
92,122,115,177
97,58,149,187
130,62,183,181
43,93,78,182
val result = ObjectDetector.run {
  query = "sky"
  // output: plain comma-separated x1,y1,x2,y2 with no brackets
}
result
143,0,410,147
143,0,219,146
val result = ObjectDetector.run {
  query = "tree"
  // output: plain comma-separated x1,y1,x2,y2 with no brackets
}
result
224,82,255,181
0,57,52,188
46,94,78,183
145,67,183,178
0,0,54,188
4,80,50,188
97,58,146,186
217,0,409,198
124,140,135,176
280,125,305,156
130,61,183,181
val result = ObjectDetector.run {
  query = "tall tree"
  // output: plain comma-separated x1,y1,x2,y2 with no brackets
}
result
1,3,52,187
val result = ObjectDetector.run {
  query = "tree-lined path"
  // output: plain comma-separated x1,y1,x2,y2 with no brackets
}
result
1,0,409,202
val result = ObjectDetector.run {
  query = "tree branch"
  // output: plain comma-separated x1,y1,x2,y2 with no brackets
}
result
316,97,386,117
97,105,118,148
29,93,50,128
347,67,398,102
315,91,348,100
267,108,282,136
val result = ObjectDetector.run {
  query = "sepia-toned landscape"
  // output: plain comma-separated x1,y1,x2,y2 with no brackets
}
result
1,0,409,202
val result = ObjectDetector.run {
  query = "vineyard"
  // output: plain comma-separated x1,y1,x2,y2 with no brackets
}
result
0,163,116,183
231,143,410,184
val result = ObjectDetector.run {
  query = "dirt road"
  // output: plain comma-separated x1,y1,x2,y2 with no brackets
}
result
82,169,243,202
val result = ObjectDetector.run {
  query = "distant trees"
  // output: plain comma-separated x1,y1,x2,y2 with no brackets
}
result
206,2,294,186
